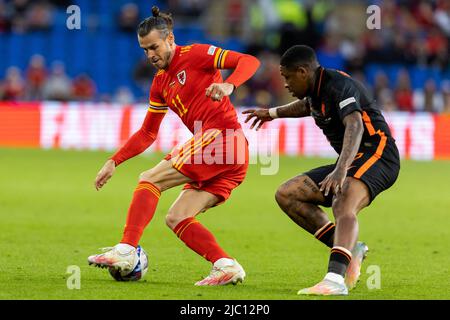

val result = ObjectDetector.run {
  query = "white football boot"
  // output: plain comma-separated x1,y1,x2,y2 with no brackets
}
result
345,241,369,290
298,273,348,296
88,244,138,273
195,258,246,286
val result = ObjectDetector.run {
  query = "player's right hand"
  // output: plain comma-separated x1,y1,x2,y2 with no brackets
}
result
242,108,273,131
95,159,116,191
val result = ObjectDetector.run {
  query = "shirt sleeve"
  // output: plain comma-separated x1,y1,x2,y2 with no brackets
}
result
189,44,230,70
149,77,168,114
189,44,260,88
110,110,165,166
332,80,362,120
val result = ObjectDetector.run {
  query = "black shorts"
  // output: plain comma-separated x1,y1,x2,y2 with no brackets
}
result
305,137,400,207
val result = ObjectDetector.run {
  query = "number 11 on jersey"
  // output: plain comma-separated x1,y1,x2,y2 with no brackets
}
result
172,94,188,117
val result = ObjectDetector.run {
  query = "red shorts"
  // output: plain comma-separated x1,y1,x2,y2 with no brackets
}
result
164,128,249,204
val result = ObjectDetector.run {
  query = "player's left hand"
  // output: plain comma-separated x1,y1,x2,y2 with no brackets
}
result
205,83,234,102
319,167,347,197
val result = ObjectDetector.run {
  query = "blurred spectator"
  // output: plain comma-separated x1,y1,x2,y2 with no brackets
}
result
117,3,140,33
0,0,448,112
133,57,155,96
276,0,316,56
113,86,135,105
254,89,273,107
414,79,444,113
232,84,254,107
363,30,387,64
435,0,450,36
42,62,72,101
168,0,208,20
373,71,390,103
27,1,53,31
99,94,113,104
246,51,285,105
442,81,450,113
425,26,448,66
275,0,308,29
317,32,345,70
394,69,414,112
0,0,12,33
414,0,435,29
10,0,29,33
0,66,26,101
378,89,397,112
227,0,244,37
25,54,47,100
72,73,96,101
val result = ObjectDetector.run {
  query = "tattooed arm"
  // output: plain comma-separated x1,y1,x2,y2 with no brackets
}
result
242,98,310,130
319,111,364,196
274,98,311,118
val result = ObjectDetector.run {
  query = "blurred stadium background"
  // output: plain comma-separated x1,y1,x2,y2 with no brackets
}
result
0,0,450,300
0,0,449,159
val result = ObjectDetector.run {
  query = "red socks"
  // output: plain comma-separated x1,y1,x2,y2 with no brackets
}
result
121,181,160,247
121,181,230,263
173,217,231,263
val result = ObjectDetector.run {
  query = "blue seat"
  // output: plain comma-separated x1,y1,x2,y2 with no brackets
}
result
410,66,428,90
364,63,384,87
386,64,405,86
8,35,26,69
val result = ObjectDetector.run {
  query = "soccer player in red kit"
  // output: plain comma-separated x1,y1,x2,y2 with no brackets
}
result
87,7,260,286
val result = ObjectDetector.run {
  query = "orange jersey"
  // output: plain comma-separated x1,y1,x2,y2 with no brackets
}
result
149,44,242,132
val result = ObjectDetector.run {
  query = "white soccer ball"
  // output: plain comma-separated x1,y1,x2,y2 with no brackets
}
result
108,245,149,281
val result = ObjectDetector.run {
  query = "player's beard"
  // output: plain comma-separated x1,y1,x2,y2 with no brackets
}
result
156,44,172,70
161,51,171,69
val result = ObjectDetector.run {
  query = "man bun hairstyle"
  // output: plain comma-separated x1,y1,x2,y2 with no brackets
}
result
280,45,318,71
137,6,174,38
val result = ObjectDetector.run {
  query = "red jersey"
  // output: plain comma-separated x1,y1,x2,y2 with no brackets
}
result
111,43,259,166
149,44,242,132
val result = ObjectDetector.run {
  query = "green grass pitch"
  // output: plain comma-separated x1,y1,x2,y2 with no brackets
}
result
0,148,449,300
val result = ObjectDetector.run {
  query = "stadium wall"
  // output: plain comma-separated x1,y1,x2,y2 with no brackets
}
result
1,102,449,160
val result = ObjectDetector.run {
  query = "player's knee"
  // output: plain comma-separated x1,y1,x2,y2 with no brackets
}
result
165,212,180,229
139,169,153,182
334,214,358,230
275,185,290,209
332,203,358,221
165,211,191,230
139,169,161,187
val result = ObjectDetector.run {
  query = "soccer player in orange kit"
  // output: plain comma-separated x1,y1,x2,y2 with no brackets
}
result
87,6,260,286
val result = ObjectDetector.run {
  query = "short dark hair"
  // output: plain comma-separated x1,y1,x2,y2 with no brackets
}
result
280,45,318,70
137,6,173,38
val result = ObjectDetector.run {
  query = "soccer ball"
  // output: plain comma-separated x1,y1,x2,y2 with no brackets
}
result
108,245,149,281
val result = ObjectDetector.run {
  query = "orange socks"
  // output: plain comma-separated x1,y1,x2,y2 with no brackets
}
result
121,181,160,247
173,217,231,263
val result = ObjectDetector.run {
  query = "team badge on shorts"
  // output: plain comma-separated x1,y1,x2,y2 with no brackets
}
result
177,70,186,85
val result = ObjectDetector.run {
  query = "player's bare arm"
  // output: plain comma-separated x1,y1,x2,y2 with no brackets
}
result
95,159,116,190
93,109,165,191
243,98,310,130
319,111,364,196
205,82,234,102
